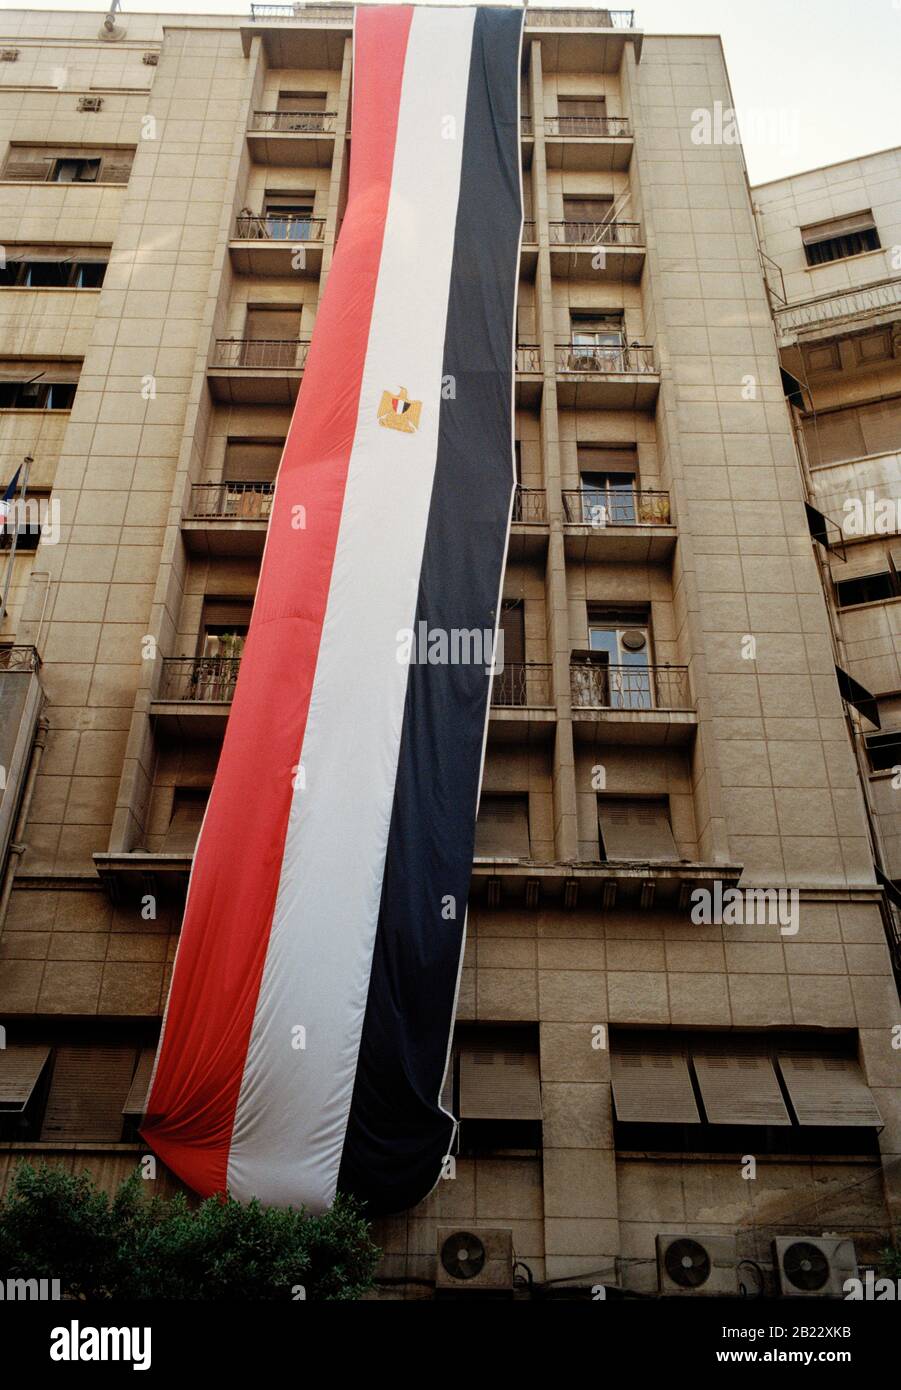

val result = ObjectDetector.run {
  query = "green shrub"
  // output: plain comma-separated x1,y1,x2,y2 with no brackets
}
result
0,1162,380,1301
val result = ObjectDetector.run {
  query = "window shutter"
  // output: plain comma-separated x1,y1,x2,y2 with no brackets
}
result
777,1053,883,1128
277,92,327,112
3,158,52,181
459,1039,541,1120
801,211,876,244
40,1045,137,1141
859,397,901,456
165,790,209,853
598,798,679,862
122,1047,156,1117
692,1046,791,1126
802,408,867,467
557,97,607,117
563,196,614,221
224,441,284,483
244,308,302,341
611,1039,700,1123
100,160,132,185
0,1045,50,1111
474,793,530,858
201,598,253,629
499,601,525,665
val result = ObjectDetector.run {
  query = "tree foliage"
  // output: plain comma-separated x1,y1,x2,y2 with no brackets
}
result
0,1162,380,1301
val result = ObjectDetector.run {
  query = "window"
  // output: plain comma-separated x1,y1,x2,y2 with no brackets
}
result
221,439,282,518
450,1026,541,1155
562,195,614,223
556,96,607,135
51,156,101,183
474,792,530,859
199,597,253,659
275,91,329,132
0,381,76,409
802,210,880,266
241,307,302,366
262,194,315,240
801,396,901,467
0,252,108,289
580,607,652,708
0,1035,157,1142
611,1030,883,1155
164,788,210,853
569,313,625,371
492,600,526,706
835,570,899,608
0,489,50,552
2,146,134,184
865,729,901,772
597,797,679,862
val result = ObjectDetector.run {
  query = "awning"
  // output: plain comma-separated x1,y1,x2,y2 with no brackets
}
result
777,1052,883,1128
835,665,880,728
458,1037,541,1120
692,1044,791,1126
0,1044,50,1111
611,1039,700,1123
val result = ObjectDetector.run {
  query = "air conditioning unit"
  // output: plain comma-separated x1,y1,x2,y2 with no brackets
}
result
773,1238,858,1298
77,96,103,112
435,1227,514,1294
656,1233,738,1296
142,52,159,65
0,49,20,62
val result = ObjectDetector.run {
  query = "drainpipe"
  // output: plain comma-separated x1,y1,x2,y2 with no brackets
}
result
0,713,49,932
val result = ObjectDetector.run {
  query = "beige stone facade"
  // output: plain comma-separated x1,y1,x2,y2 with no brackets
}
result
0,5,898,1299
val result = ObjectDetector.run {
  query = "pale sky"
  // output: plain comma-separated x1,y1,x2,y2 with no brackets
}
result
2,0,899,184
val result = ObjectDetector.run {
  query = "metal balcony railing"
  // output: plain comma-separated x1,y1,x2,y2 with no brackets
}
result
570,662,691,711
556,343,656,375
543,115,631,139
562,488,671,527
235,214,326,242
157,657,241,703
0,644,40,672
522,220,537,243
512,487,548,524
188,482,275,520
211,339,310,369
492,662,553,708
516,344,542,373
549,220,642,247
249,110,337,134
250,3,353,21
527,9,635,28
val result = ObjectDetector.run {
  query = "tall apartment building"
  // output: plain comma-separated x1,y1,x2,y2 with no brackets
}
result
0,5,898,1298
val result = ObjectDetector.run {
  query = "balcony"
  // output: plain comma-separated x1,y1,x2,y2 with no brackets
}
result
570,658,697,745
182,482,274,556
555,342,659,409
490,661,555,741
247,110,337,166
521,219,538,275
149,656,240,737
229,213,326,277
516,343,543,405
524,10,642,74
548,219,644,280
469,858,740,913
510,486,548,560
562,487,676,562
207,338,309,404
543,116,633,171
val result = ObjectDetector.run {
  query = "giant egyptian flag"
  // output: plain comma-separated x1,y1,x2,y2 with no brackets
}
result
140,4,524,1216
